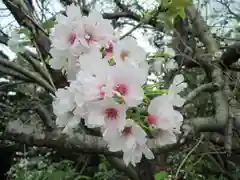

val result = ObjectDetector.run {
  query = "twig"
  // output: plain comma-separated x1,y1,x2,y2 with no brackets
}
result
0,65,31,82
120,23,141,40
119,4,162,40
224,116,233,155
6,0,48,36
32,40,56,92
79,156,90,175
33,102,56,131
175,134,204,179
19,53,54,88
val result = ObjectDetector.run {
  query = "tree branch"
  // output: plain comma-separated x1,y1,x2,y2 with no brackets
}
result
184,83,219,105
106,157,140,180
0,54,54,94
2,115,235,158
186,4,229,132
19,53,53,86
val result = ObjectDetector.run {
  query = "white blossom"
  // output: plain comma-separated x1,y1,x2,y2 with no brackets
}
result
49,48,68,70
53,88,76,116
146,95,183,130
153,129,178,147
105,65,146,107
123,143,154,166
77,10,115,51
165,59,178,71
152,57,164,74
49,3,189,167
164,46,175,57
56,112,80,135
84,98,127,130
113,37,148,74
105,119,147,152
56,4,82,25
168,74,187,107
78,49,110,76
71,70,111,103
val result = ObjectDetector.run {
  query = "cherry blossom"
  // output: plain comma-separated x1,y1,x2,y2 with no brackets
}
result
165,59,178,71
77,49,110,76
152,57,164,74
49,48,68,71
153,129,178,147
50,23,82,56
52,88,76,116
54,4,82,48
123,143,154,166
49,48,80,80
113,37,146,66
56,4,83,25
103,41,114,60
61,115,80,135
168,74,187,107
49,5,84,79
77,10,115,51
105,65,146,107
49,3,187,167
113,37,149,75
71,70,111,103
105,119,147,152
50,4,83,54
163,46,175,57
146,95,183,130
84,98,127,130
56,112,80,135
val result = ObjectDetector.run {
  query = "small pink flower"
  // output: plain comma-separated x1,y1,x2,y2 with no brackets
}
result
67,32,77,45
104,41,114,59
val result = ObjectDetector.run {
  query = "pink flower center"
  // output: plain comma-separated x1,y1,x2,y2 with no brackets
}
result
97,84,106,98
114,83,128,96
85,33,95,44
122,127,132,136
99,91,105,97
105,42,113,53
104,108,118,120
68,32,76,45
120,50,130,61
145,114,158,124
104,42,113,59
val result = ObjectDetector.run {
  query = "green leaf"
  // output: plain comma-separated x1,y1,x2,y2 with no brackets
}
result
152,52,169,58
75,175,90,180
177,7,185,19
154,171,168,180
161,0,191,8
19,40,31,47
161,0,171,7
161,0,191,7
145,89,168,95
157,0,191,29
171,0,191,7
42,19,56,31
18,27,31,38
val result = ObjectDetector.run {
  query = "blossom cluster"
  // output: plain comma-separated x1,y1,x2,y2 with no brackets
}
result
50,4,187,166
